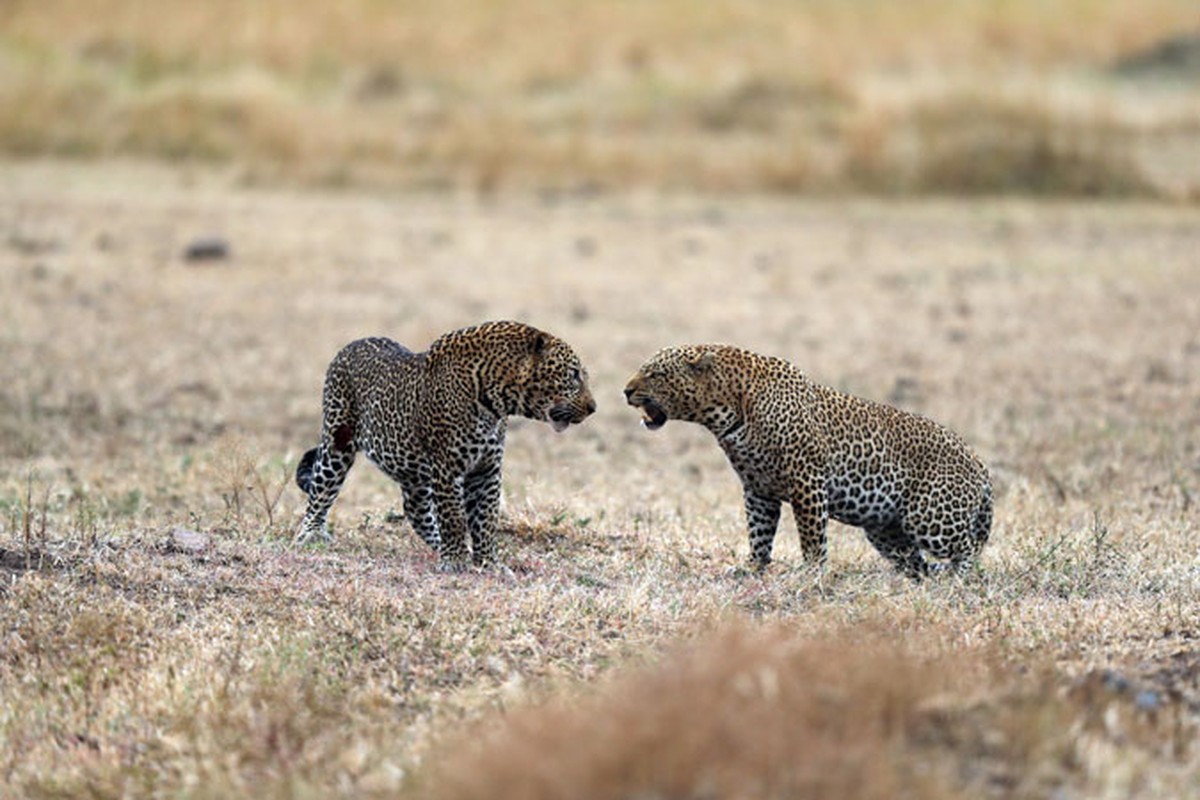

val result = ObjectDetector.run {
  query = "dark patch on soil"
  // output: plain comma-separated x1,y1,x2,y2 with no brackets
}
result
1112,33,1200,79
0,545,72,575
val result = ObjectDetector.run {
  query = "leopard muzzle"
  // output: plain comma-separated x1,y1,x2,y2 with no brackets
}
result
548,396,595,432
624,389,668,431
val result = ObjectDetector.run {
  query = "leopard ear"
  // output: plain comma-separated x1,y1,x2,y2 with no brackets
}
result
686,350,715,374
531,330,549,356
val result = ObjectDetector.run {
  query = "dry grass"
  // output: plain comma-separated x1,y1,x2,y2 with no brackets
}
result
843,95,1160,197
421,625,978,800
2,0,1199,195
418,624,1198,799
2,162,1200,796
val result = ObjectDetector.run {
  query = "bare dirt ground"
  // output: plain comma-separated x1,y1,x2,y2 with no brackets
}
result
2,161,1199,797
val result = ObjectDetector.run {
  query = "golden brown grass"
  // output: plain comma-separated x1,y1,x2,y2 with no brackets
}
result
422,625,977,800
2,162,1200,796
2,0,1199,195
419,623,1198,800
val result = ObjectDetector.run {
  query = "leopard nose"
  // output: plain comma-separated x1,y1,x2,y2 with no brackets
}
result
585,396,596,415
623,387,633,401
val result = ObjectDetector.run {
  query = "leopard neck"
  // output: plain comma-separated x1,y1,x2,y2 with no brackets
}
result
427,328,532,418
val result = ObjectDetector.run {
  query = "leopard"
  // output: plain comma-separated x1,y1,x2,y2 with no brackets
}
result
295,321,596,569
624,344,991,579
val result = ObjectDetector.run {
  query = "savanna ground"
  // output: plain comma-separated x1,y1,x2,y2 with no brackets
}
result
4,163,1200,798
3,1,1200,798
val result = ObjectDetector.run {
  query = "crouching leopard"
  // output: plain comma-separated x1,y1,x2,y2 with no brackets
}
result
624,344,991,578
296,321,596,569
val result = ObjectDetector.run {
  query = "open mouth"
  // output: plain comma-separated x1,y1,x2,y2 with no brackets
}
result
637,400,668,431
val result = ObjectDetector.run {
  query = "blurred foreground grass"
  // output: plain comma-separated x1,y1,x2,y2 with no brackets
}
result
2,0,1199,196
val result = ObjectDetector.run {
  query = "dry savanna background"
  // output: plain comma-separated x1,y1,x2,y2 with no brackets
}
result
3,1,1200,797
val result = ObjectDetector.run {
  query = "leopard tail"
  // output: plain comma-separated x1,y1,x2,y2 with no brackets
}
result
296,447,318,495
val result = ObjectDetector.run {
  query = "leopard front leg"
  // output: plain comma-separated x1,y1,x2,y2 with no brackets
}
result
790,483,830,568
432,472,471,571
743,488,782,569
401,482,440,552
464,460,502,567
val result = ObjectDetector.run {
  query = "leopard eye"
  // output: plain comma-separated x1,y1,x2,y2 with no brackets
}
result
569,367,582,384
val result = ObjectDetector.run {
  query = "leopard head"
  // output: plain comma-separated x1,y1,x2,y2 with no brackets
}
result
624,345,743,435
520,329,597,431
434,321,596,431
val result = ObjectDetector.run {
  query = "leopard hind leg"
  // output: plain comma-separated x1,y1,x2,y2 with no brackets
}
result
864,522,929,580
295,421,357,545
942,487,993,574
963,484,993,564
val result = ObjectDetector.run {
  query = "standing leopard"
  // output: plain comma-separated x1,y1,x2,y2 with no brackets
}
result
296,321,596,569
624,344,991,578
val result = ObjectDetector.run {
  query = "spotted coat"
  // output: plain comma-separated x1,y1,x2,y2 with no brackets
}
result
296,322,596,568
624,344,991,578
